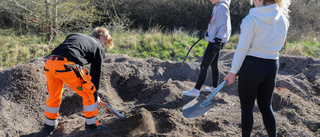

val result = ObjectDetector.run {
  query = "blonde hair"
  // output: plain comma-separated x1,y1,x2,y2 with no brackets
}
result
250,0,291,17
92,27,114,49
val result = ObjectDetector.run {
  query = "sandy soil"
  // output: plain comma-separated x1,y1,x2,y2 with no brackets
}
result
0,50,319,137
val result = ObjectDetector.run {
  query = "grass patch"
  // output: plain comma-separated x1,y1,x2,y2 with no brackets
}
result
0,28,319,70
107,28,208,62
284,39,320,57
0,29,61,69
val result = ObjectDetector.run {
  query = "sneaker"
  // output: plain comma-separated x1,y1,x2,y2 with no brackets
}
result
85,124,107,135
204,86,216,92
182,88,200,97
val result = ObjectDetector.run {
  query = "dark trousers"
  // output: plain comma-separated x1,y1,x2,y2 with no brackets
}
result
195,42,225,89
238,56,279,137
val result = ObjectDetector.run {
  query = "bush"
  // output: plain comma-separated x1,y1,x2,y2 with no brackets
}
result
1,0,319,40
102,0,319,40
288,0,320,40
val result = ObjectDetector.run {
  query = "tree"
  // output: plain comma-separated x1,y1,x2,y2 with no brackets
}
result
0,0,102,41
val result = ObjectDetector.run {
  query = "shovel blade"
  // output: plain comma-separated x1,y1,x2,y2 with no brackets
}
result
182,94,217,118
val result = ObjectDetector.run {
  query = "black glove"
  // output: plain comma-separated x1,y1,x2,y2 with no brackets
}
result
212,37,222,54
204,31,208,37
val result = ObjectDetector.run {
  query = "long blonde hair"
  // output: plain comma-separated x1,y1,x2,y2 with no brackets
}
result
250,0,291,17
92,27,114,49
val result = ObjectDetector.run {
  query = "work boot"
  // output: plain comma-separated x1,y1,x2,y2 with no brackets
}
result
84,123,107,135
204,86,216,92
43,123,57,136
182,88,200,97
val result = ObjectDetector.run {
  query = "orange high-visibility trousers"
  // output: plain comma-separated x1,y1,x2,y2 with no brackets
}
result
44,56,99,127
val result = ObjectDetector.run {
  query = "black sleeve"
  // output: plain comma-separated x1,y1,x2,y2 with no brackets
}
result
89,47,105,90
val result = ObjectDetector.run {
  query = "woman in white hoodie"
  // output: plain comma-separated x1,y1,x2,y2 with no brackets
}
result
182,0,231,97
223,0,290,136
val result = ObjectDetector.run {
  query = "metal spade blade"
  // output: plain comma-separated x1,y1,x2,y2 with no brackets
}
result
182,94,217,118
182,80,229,118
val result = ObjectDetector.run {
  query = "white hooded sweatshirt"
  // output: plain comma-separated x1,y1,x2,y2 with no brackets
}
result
205,0,231,43
230,3,289,74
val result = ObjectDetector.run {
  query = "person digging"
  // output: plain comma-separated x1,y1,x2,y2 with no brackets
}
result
43,27,113,136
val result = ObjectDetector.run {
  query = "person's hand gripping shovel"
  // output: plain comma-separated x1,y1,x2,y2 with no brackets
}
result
182,72,237,118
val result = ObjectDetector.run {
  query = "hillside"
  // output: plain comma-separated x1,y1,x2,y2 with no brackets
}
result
0,50,319,137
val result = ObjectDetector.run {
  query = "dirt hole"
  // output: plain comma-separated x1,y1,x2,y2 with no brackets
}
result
111,75,160,103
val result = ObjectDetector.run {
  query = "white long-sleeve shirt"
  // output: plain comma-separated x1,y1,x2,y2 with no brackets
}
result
230,3,289,74
205,0,231,43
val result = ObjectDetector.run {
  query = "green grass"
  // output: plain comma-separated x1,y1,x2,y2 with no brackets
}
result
107,28,208,62
0,28,319,70
0,29,61,69
283,39,320,57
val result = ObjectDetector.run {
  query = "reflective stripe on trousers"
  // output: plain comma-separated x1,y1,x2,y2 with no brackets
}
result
45,117,58,126
44,56,99,126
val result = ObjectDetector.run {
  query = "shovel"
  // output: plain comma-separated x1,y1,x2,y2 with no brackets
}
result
182,80,228,118
99,100,125,119
97,96,125,119
64,84,125,119
199,80,228,108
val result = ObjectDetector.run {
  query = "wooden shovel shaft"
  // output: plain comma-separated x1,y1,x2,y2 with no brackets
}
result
100,101,125,118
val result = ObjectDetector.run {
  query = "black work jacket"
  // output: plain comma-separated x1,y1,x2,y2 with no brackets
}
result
51,34,105,90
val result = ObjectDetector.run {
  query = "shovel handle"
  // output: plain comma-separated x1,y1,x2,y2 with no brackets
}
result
63,85,125,118
100,101,125,118
206,80,228,101
200,80,228,107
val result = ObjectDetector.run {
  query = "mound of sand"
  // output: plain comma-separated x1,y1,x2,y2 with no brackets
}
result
0,50,319,137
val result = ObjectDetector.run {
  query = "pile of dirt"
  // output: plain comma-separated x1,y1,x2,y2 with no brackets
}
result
0,50,319,137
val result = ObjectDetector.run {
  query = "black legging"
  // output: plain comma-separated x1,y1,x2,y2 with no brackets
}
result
238,56,279,137
195,42,225,90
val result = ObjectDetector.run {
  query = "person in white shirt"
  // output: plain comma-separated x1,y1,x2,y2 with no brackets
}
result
182,0,231,97
223,0,290,136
